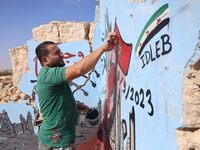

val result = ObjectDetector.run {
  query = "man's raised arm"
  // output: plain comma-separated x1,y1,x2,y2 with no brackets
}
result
65,32,116,82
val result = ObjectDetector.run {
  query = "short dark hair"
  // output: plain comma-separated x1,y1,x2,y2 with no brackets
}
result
35,41,55,66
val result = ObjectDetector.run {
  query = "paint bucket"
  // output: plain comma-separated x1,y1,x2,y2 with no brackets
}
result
86,109,99,126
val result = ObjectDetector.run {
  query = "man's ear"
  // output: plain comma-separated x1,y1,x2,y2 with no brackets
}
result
41,56,49,66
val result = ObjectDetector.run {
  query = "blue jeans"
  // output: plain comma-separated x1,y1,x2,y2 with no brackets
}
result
38,141,76,150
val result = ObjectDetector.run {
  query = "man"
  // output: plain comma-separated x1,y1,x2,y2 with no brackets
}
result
36,32,116,150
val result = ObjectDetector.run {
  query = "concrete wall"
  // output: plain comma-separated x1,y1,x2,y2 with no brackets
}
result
97,0,200,149
1,0,200,150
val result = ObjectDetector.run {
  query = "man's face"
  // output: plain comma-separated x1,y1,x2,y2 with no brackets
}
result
45,44,65,67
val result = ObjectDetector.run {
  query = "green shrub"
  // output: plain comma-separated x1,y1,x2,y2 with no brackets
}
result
0,71,13,76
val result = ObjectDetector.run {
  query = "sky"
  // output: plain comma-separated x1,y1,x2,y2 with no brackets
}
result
0,0,98,70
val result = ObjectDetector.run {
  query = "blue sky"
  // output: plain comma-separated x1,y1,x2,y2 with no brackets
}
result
0,0,98,70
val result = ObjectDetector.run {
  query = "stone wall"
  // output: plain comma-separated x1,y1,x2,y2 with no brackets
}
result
0,76,28,103
176,34,200,150
0,3,100,149
1,20,97,105
9,45,29,86
32,21,90,43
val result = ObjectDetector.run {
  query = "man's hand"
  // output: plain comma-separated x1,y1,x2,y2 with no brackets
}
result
65,32,116,82
102,32,117,52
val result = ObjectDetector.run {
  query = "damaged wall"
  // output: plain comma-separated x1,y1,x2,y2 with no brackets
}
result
176,35,200,150
0,15,101,150
98,0,200,150
1,0,200,150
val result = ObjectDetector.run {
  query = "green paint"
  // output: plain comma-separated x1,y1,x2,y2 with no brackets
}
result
135,4,169,53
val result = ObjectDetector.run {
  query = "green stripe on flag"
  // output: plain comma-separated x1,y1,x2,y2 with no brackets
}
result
135,4,169,53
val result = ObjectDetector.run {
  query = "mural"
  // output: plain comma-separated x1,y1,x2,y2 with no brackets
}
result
0,102,38,150
99,0,200,150
1,40,103,149
136,4,171,69
19,40,103,149
1,0,200,149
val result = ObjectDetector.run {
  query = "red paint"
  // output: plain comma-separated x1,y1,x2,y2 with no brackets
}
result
146,30,150,36
76,132,102,150
101,22,132,149
157,18,161,25
33,56,38,77
31,91,36,100
63,52,76,59
55,42,62,45
114,23,132,75
78,51,84,58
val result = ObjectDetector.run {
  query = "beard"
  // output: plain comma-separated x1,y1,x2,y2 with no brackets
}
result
50,59,65,67
58,62,65,67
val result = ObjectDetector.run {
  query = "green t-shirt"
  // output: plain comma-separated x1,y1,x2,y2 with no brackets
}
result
37,67,78,147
